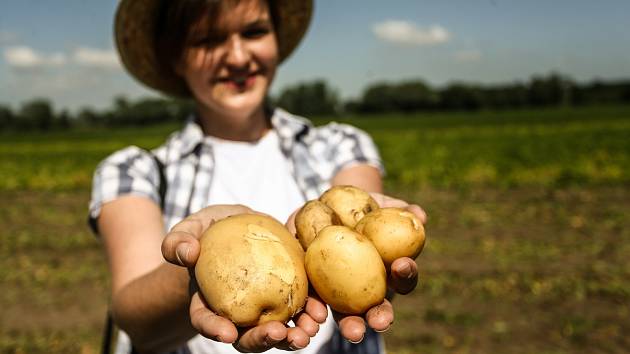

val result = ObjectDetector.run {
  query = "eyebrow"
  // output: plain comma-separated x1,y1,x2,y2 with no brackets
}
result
244,19,272,28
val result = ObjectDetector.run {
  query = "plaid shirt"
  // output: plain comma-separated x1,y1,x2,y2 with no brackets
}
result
89,108,384,233
89,108,385,353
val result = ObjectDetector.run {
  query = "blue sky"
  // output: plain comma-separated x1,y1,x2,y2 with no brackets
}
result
1,0,629,111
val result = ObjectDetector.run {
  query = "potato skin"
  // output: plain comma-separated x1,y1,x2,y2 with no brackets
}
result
355,208,425,267
295,200,340,250
305,225,387,315
195,214,308,327
319,185,379,228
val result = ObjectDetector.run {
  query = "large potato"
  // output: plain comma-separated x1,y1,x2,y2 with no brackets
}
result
319,185,379,228
195,214,308,327
355,208,426,267
305,225,386,314
294,200,340,250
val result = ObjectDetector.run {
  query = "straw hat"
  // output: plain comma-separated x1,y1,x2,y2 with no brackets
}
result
115,0,313,97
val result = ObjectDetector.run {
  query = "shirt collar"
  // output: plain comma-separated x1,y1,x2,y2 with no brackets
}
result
270,107,313,155
164,107,313,161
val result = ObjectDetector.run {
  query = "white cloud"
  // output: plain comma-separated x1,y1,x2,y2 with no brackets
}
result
3,46,67,67
73,47,121,69
3,45,122,70
373,20,450,46
455,49,482,62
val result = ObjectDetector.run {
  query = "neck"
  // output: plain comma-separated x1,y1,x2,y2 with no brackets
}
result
196,105,272,142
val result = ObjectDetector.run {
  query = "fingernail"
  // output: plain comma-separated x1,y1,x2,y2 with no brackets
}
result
289,342,304,350
348,333,365,344
399,262,412,278
264,334,281,346
176,244,189,265
375,324,392,333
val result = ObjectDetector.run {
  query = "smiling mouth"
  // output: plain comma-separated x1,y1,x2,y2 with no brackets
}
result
217,72,260,89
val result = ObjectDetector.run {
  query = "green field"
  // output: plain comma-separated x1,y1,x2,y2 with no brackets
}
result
1,106,629,353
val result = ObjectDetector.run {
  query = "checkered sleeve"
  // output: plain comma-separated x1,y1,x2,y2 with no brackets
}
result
88,146,161,234
321,122,386,178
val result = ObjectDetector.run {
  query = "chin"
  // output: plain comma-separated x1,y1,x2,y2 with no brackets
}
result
221,94,265,116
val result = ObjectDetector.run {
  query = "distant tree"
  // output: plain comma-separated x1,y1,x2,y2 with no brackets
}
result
359,83,395,113
18,99,54,130
439,83,483,110
342,99,361,114
77,107,101,127
277,80,339,116
104,96,193,126
482,83,529,109
56,109,72,129
573,79,630,105
624,82,630,103
528,73,571,107
0,104,14,131
114,95,130,112
167,98,195,121
392,80,438,112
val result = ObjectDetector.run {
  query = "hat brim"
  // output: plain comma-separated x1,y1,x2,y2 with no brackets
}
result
115,0,313,97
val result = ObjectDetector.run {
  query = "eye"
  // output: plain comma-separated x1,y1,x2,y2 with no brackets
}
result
191,35,225,48
242,26,271,39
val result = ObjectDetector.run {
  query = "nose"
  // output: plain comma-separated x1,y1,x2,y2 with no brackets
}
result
225,35,250,68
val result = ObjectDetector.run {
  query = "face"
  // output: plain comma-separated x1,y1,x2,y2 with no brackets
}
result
176,0,278,121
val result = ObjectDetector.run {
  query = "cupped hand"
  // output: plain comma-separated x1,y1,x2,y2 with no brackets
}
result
162,204,327,352
286,192,427,343
337,192,426,342
188,283,327,352
337,193,425,341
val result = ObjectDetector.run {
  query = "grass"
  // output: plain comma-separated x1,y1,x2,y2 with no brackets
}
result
2,106,629,191
1,105,629,353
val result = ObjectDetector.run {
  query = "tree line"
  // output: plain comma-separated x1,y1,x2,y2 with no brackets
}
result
2,72,630,131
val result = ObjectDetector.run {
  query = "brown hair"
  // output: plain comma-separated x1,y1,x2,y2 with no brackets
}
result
155,0,279,78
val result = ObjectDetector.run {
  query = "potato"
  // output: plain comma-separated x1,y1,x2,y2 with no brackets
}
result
319,185,379,228
355,207,425,267
195,214,308,327
294,200,340,250
305,225,387,314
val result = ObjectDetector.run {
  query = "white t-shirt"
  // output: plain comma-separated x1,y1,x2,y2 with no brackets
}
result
205,130,304,222
190,130,336,354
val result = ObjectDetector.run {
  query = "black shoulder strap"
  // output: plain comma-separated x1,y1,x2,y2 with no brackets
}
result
151,153,167,210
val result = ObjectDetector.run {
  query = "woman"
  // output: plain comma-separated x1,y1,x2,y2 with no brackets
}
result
90,0,426,353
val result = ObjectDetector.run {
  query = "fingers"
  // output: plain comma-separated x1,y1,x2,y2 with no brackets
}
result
189,292,238,344
281,327,311,351
233,321,287,353
365,299,394,332
405,204,427,225
388,257,419,295
162,204,257,267
368,192,428,224
295,312,320,337
161,225,202,267
336,314,366,344
190,291,313,352
285,207,300,236
334,299,394,343
304,295,328,324
190,204,256,230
